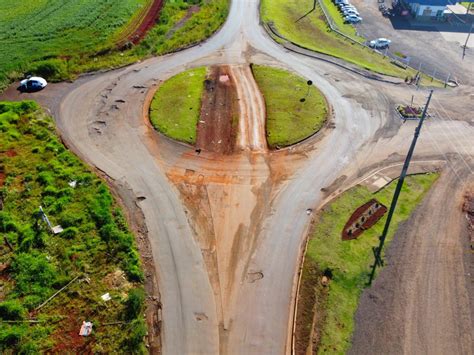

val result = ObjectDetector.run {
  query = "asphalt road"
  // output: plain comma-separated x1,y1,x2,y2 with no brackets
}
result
2,0,473,354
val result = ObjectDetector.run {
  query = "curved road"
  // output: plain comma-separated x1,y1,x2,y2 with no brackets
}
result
19,0,473,353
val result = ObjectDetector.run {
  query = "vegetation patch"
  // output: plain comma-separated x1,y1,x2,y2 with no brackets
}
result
252,65,328,148
0,0,229,91
296,173,439,354
0,101,146,353
149,67,206,144
262,0,436,82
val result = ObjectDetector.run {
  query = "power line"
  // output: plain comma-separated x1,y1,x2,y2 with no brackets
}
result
368,90,433,285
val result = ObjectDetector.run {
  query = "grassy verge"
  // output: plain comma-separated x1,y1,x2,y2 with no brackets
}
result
252,65,328,148
261,0,434,81
0,0,229,92
149,67,206,144
297,173,439,354
0,101,146,353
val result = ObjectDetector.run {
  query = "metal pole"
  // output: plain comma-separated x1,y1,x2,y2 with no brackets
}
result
462,23,473,60
368,90,434,285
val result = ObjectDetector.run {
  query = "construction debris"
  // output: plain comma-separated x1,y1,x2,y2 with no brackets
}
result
79,321,93,336
101,293,111,302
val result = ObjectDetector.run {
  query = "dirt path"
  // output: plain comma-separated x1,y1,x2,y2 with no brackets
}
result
230,65,267,151
349,164,474,355
197,66,239,154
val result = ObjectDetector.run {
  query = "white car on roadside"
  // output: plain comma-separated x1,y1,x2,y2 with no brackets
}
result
344,14,362,23
19,76,47,91
369,38,391,49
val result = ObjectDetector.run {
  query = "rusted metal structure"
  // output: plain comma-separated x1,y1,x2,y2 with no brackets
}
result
342,199,387,240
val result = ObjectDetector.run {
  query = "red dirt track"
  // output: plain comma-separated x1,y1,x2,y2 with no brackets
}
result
118,0,164,47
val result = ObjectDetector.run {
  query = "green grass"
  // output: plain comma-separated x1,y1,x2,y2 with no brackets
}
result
0,0,149,87
261,0,417,78
149,67,206,144
300,173,439,354
321,0,364,40
0,101,146,353
0,1,229,92
252,65,328,148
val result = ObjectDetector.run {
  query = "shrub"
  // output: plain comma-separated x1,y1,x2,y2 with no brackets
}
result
61,227,78,239
11,252,57,298
0,300,26,320
122,319,147,353
0,325,26,350
124,288,145,321
28,59,69,82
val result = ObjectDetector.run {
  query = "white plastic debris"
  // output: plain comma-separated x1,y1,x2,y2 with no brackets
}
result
79,321,93,336
101,293,111,302
52,225,63,234
68,180,77,188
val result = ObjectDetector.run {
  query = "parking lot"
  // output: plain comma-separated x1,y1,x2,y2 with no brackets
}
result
349,0,474,85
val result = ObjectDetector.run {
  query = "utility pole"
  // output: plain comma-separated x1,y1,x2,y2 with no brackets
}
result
462,23,472,60
368,90,434,285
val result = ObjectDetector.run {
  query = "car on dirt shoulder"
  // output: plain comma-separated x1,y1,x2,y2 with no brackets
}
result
19,76,47,92
369,38,391,49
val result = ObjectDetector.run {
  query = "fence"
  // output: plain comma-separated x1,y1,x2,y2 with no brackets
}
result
315,0,458,85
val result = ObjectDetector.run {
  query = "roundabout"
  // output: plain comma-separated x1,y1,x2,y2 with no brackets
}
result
5,0,473,353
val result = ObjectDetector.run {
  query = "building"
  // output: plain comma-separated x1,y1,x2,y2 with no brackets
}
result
396,0,473,19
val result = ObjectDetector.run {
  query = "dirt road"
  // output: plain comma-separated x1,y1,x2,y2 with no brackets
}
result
350,164,474,355
231,65,267,151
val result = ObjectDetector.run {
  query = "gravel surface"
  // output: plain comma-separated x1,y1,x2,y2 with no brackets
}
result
350,164,474,355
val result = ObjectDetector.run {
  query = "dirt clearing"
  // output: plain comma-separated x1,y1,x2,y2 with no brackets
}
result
350,165,474,355
197,66,239,154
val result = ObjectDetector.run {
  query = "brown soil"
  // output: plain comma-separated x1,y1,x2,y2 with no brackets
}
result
117,0,164,47
0,171,5,187
5,148,17,157
294,256,329,355
51,312,91,353
197,66,239,155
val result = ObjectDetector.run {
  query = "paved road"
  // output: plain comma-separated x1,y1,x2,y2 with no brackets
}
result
2,0,473,354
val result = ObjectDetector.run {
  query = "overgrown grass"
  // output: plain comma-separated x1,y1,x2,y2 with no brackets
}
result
0,0,229,92
261,0,415,78
0,101,146,353
252,65,328,148
149,67,206,144
299,173,439,354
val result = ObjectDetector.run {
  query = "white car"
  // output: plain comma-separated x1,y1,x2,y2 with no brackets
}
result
369,38,391,49
343,8,360,16
19,76,47,91
344,14,362,23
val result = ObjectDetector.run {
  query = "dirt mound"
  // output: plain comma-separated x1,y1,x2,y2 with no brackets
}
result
197,66,239,154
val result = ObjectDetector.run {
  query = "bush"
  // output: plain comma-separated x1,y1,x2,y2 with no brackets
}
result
12,252,57,298
0,325,26,350
0,300,26,320
124,288,145,321
122,319,147,353
27,59,69,82
60,227,78,239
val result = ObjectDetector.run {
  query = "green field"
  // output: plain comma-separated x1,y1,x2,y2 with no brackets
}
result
149,67,206,144
252,65,328,148
0,0,229,91
261,0,415,78
0,101,145,352
0,0,149,87
298,173,438,353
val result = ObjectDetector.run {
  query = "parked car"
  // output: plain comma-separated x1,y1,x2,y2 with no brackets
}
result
343,8,360,16
335,0,349,5
339,4,357,11
344,14,362,23
19,76,47,91
369,38,391,49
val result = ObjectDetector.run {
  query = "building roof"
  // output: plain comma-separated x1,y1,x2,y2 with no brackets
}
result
404,0,473,5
